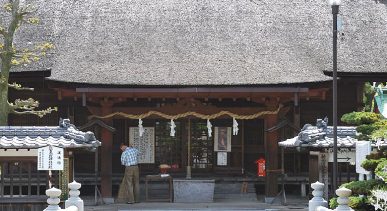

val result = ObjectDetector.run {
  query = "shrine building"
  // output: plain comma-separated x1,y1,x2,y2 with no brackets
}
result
6,0,387,203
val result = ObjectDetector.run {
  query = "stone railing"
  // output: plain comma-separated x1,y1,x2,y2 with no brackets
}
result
43,181,83,211
308,181,354,211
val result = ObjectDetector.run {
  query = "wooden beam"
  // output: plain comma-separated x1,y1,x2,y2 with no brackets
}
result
76,87,309,93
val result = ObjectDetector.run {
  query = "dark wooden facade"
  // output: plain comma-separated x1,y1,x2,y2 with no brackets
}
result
6,74,365,200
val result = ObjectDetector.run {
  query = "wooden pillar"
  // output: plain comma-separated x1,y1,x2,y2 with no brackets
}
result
241,120,245,174
293,92,300,135
100,100,114,203
309,152,319,196
186,118,191,179
265,114,279,200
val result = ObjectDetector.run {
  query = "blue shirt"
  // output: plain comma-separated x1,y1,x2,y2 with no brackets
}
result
121,147,139,166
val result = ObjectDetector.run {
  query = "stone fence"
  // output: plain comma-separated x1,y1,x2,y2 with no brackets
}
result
44,181,84,211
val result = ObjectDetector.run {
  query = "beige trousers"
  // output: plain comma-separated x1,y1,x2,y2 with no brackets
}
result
117,166,140,203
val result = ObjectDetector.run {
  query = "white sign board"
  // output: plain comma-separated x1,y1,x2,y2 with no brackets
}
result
356,141,371,175
217,152,227,166
37,146,64,170
129,127,155,163
328,150,355,163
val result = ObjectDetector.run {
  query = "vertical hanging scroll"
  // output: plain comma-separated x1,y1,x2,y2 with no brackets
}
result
129,127,155,163
214,127,232,152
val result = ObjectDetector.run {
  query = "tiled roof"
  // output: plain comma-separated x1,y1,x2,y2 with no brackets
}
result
278,118,387,148
0,119,100,150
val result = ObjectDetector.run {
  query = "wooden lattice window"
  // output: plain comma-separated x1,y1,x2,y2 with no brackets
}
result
0,158,56,202
155,120,182,168
191,120,213,169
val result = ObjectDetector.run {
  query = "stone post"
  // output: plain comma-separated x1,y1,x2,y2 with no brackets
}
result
65,181,84,211
335,187,353,211
309,181,328,211
44,187,62,211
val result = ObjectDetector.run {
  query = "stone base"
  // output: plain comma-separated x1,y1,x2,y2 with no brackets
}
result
264,197,275,204
102,197,114,204
173,179,215,203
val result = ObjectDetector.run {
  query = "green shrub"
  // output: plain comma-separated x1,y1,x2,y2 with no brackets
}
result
357,124,378,137
329,196,369,210
341,112,381,125
375,159,387,181
366,152,385,160
341,179,382,195
362,159,386,172
371,127,387,140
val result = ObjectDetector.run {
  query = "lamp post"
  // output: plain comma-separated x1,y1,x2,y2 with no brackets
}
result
329,0,340,194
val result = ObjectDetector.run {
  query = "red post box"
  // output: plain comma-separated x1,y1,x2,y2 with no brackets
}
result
255,158,266,177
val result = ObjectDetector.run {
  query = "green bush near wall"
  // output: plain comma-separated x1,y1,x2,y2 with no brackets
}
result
340,179,382,195
361,158,386,172
329,196,373,210
375,159,387,181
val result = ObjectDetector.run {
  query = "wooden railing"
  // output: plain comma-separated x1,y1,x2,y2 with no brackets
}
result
0,159,59,203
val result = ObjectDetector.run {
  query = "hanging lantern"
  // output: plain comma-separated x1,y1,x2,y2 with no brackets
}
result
233,117,239,135
207,119,212,138
170,119,176,137
138,119,144,137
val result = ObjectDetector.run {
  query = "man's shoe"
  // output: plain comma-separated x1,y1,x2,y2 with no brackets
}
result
127,202,134,204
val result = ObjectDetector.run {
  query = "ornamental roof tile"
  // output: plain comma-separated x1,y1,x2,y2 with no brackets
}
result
0,119,100,150
279,118,387,148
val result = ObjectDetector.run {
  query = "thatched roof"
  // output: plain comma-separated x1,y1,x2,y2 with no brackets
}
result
10,0,387,86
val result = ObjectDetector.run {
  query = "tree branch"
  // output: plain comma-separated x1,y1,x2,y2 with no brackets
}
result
8,82,34,91
9,98,39,110
8,98,58,117
11,107,58,117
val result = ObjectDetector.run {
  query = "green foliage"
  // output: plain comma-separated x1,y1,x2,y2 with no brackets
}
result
366,152,385,160
375,159,387,181
356,124,379,137
341,112,381,125
341,179,382,195
341,111,387,140
329,196,371,210
362,158,386,172
371,127,387,140
329,197,338,209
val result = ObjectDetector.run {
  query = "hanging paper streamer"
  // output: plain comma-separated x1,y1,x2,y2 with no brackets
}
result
170,119,176,137
233,117,239,135
138,119,144,137
207,119,212,138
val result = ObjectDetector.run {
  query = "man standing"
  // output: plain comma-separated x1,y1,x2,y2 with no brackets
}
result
117,143,140,204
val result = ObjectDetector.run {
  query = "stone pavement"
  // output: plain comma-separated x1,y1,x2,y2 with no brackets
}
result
84,195,308,211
